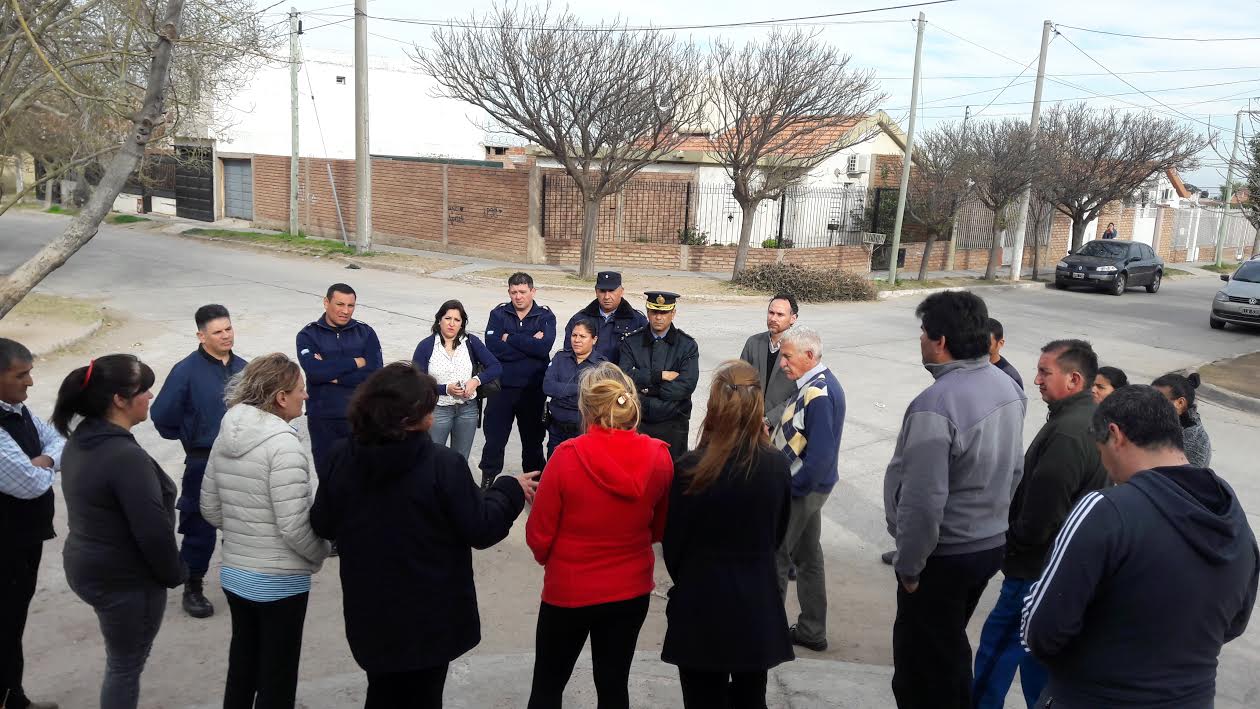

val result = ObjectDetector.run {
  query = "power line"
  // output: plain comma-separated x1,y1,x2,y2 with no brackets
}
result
1053,24,1260,42
879,65,1260,80
914,78,1260,111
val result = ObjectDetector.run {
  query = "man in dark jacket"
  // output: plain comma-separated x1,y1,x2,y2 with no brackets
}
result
973,339,1107,709
739,293,799,427
619,291,699,462
563,271,648,366
988,318,1023,391
480,273,556,488
0,339,63,709
150,304,247,619
1023,386,1258,709
296,283,383,481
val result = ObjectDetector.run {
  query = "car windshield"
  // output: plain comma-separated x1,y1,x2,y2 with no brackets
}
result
1233,262,1260,283
1077,241,1129,258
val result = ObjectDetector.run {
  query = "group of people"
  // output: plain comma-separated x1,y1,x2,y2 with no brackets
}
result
0,269,1255,709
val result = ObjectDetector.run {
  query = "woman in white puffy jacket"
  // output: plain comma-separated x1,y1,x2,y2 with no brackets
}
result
201,353,330,709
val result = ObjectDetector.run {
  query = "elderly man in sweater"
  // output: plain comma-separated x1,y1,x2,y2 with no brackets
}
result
772,326,845,653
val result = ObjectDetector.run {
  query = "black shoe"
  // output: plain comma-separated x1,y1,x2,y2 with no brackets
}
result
787,563,798,581
329,541,339,557
881,550,896,565
480,472,495,491
789,624,827,652
182,576,214,619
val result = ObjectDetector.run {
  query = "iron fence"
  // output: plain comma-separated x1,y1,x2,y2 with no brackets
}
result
1171,207,1257,251
953,198,1053,250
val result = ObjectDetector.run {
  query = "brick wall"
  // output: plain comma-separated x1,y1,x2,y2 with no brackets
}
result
1154,207,1176,261
541,240,870,273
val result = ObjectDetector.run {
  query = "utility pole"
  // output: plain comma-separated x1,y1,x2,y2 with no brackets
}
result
1006,19,1052,281
945,104,971,271
289,8,300,237
354,0,372,253
1215,110,1244,267
888,11,925,285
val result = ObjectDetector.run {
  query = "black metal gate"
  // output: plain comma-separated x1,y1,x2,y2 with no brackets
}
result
174,145,213,222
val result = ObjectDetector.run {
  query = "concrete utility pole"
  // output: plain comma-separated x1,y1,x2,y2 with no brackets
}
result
945,104,971,271
887,11,925,285
354,0,372,253
1006,19,1052,281
289,8,300,237
1215,110,1245,267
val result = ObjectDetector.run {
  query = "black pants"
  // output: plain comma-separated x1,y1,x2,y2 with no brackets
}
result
365,664,449,709
891,545,1004,709
0,543,41,709
546,419,582,459
639,418,689,462
677,668,769,709
308,417,350,482
177,455,217,576
527,594,651,709
223,590,309,709
479,385,547,482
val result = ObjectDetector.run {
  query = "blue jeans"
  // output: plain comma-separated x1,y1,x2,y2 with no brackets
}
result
430,402,479,461
68,583,166,709
972,576,1048,709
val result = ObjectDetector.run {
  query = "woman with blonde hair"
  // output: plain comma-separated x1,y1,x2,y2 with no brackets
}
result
526,362,674,709
661,360,794,708
201,353,330,709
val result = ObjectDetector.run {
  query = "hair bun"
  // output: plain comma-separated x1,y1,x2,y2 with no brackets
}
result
1187,372,1201,388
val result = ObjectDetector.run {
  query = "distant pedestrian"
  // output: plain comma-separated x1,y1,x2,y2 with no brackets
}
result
310,363,535,709
1092,366,1128,404
1102,222,1118,240
1152,372,1212,468
739,293,799,428
481,272,556,489
201,353,330,709
526,363,673,709
883,291,1026,709
1023,386,1257,708
296,283,383,481
662,361,794,709
562,271,648,366
150,304,246,619
55,355,184,709
988,317,1023,390
542,317,605,457
411,299,502,463
772,326,845,653
619,291,699,462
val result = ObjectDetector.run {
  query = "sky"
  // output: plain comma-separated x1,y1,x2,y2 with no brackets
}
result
265,0,1260,193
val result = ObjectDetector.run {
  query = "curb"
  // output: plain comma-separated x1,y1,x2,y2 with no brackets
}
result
1196,381,1260,417
32,318,105,359
876,281,1044,300
172,232,436,277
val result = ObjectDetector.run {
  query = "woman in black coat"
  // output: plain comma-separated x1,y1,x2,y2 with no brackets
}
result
309,362,538,709
661,360,794,709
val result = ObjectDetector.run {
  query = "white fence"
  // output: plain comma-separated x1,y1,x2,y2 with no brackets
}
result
953,199,1054,251
1171,207,1257,255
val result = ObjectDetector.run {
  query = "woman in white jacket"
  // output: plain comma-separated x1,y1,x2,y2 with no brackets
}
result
201,353,330,709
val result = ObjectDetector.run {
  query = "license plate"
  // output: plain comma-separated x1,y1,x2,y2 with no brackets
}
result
1243,307,1260,316
1072,272,1085,279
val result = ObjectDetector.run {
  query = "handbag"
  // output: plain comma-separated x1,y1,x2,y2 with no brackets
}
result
472,360,501,399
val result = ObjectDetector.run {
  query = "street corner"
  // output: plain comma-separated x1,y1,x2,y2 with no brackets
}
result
0,292,107,358
1197,350,1260,415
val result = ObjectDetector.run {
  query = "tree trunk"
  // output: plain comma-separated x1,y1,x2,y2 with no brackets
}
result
731,200,761,279
918,233,938,281
1032,221,1041,281
14,155,24,197
42,162,52,210
577,195,601,280
1071,218,1088,252
984,214,1004,281
0,0,186,319
1250,228,1260,261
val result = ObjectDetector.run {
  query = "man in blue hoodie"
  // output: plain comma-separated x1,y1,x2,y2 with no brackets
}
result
296,284,383,482
1023,385,1258,709
150,304,246,619
480,272,556,489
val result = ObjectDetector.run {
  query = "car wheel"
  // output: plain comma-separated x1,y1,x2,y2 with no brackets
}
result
1210,316,1227,330
1146,272,1162,293
1110,273,1127,296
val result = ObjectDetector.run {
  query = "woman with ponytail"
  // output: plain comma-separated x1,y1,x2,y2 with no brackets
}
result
54,355,182,709
525,362,673,709
661,360,794,708
1152,372,1212,468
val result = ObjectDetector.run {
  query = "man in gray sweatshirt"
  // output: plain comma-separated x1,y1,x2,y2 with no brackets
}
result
883,291,1027,709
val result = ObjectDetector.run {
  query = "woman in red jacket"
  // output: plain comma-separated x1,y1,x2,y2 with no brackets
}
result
525,362,674,709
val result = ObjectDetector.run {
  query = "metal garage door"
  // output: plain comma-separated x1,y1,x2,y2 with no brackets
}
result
223,159,254,220
175,145,213,222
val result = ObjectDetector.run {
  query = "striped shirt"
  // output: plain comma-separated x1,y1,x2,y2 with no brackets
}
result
221,566,311,603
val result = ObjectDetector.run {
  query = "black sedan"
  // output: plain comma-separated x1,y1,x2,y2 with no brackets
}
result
1054,239,1164,296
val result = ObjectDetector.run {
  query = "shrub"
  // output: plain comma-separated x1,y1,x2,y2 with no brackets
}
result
678,226,709,246
734,263,876,302
761,237,795,249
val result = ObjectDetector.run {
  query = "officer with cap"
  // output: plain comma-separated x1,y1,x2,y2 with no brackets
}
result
563,271,647,366
618,291,699,462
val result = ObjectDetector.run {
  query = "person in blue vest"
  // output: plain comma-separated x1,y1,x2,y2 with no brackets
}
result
0,338,63,709
562,271,647,366
150,304,246,619
296,283,383,482
480,273,556,490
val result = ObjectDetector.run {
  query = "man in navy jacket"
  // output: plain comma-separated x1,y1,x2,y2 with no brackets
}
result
563,271,647,366
151,304,246,619
296,284,383,481
481,273,555,489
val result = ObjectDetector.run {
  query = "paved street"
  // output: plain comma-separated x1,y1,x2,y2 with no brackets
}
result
4,209,1259,707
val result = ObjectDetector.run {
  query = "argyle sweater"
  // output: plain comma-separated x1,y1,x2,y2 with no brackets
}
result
773,367,846,498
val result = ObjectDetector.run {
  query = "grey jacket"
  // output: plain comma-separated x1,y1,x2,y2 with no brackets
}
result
884,357,1027,581
740,331,796,426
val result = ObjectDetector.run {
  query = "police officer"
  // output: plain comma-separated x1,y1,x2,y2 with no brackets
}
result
543,317,605,457
481,272,556,489
618,291,699,462
563,271,648,366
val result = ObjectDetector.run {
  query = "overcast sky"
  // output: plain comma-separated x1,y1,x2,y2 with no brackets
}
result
272,0,1260,192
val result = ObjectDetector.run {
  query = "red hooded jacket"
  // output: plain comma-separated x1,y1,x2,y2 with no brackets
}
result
526,426,674,607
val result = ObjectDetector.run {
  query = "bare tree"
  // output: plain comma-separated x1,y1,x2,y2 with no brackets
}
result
1038,103,1206,252
969,118,1036,280
1027,191,1055,281
706,29,885,277
1242,136,1260,256
415,4,703,279
901,122,972,281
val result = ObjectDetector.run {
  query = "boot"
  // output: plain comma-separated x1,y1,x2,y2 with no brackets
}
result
182,575,215,619
480,471,495,491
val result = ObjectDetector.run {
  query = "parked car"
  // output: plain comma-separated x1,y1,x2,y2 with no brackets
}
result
1055,240,1164,296
1210,259,1260,330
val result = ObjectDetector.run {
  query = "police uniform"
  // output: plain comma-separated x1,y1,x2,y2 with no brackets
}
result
618,292,699,462
481,300,556,487
563,271,648,366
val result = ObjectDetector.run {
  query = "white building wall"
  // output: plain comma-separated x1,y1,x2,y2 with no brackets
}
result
800,130,901,189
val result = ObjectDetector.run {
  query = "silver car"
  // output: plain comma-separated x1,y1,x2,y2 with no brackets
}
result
1210,258,1260,330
